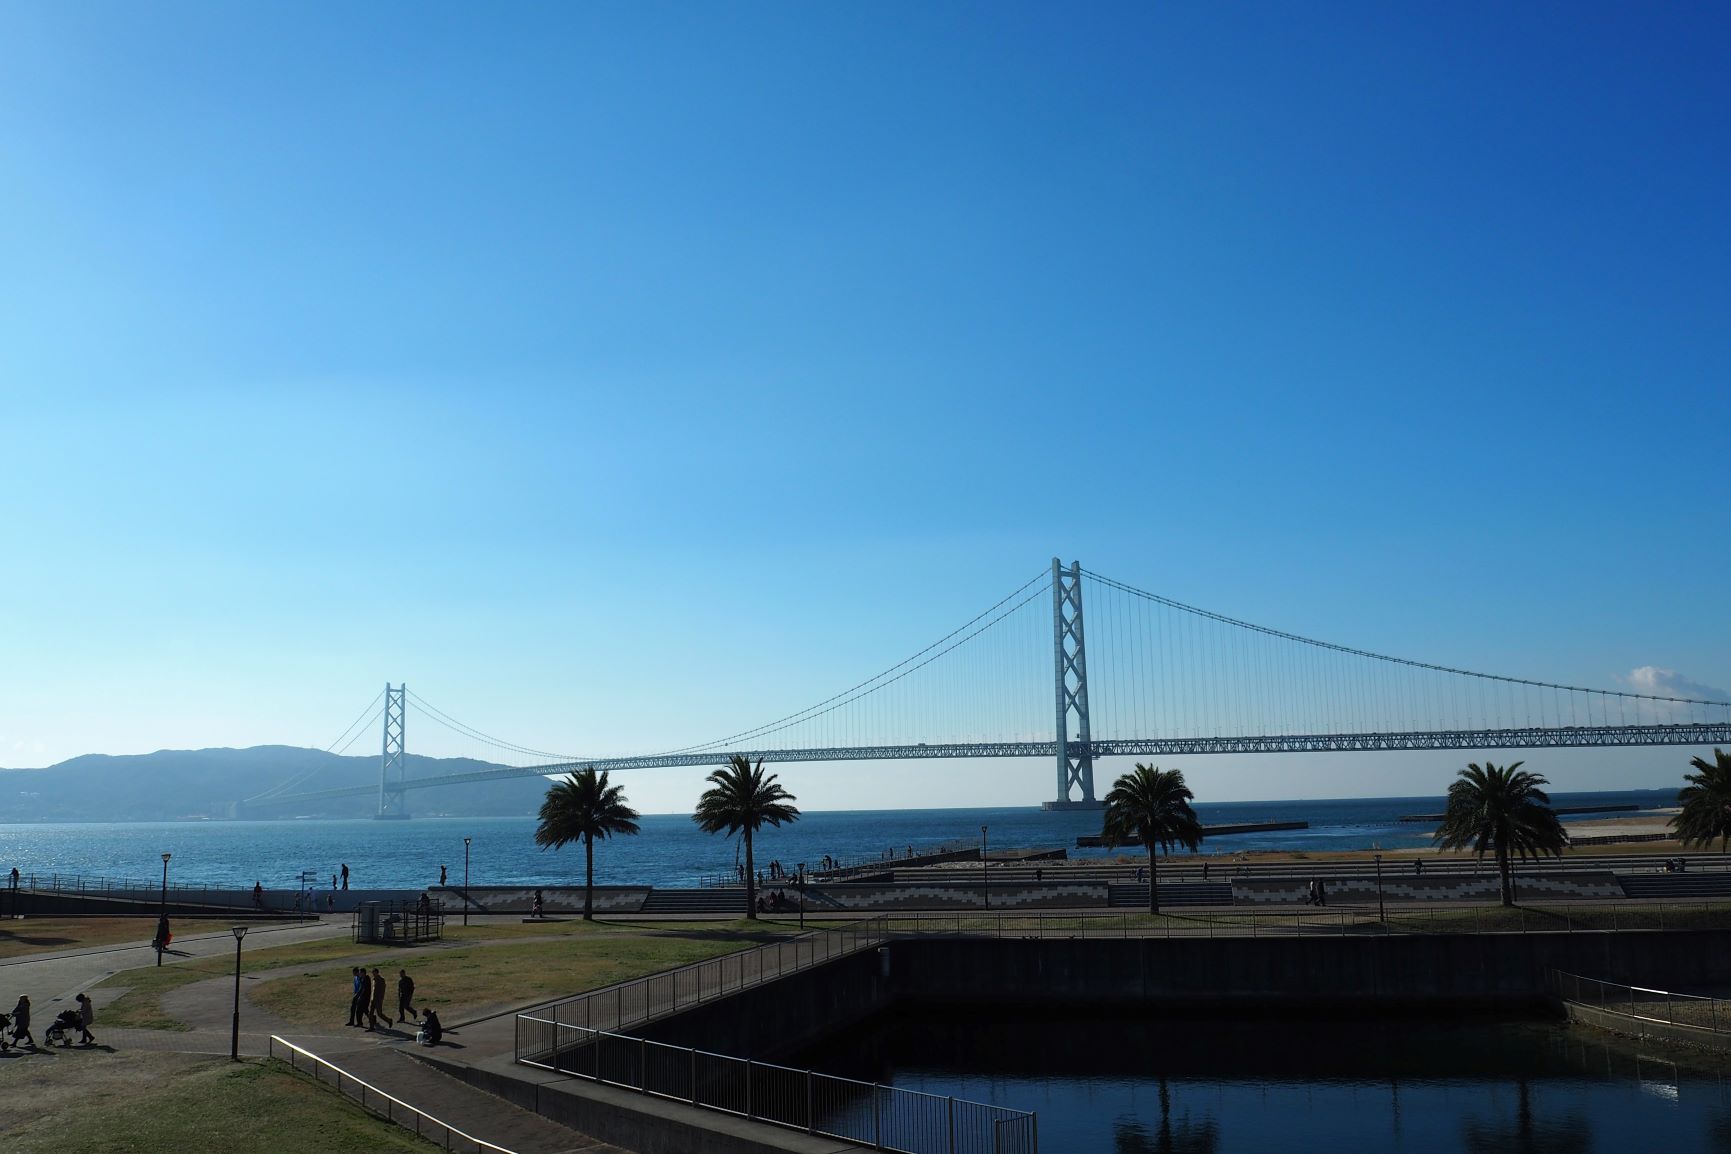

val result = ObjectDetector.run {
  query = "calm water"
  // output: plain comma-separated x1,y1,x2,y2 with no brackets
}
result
0,789,1678,891
792,1008,1731,1153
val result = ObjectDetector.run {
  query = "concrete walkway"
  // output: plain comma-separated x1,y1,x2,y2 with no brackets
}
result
0,919,350,1020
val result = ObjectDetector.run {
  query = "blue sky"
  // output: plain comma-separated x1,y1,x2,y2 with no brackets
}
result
2,3,1728,813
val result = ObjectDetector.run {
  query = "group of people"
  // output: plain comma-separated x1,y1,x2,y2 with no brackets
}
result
3,993,97,1051
1662,858,1690,873
739,860,803,885
754,890,800,913
1305,878,1330,907
346,966,441,1045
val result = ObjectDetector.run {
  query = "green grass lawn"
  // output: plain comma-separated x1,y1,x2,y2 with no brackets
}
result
252,932,755,1025
92,939,396,1030
0,1053,438,1153
0,917,158,959
0,917,289,960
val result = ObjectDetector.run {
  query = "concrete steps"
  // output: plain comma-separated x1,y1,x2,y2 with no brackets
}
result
1619,874,1731,899
1106,882,1233,908
639,888,750,915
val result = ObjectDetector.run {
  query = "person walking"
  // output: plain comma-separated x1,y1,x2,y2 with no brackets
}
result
347,967,365,1026
340,863,350,890
252,881,264,910
360,967,376,1029
396,969,417,1023
439,864,447,886
370,967,390,1029
11,995,33,1048
75,993,96,1045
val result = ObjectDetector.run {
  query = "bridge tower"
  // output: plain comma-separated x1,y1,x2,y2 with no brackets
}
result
1048,558,1102,810
376,683,409,819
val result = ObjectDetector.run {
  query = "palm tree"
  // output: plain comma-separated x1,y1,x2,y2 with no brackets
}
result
1432,761,1567,906
693,755,799,919
1101,764,1204,914
534,767,640,920
1673,749,1731,852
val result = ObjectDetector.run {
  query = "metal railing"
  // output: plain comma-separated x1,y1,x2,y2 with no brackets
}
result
833,902,1731,939
1551,969,1731,1035
528,914,892,1035
515,1019,1034,1153
268,1035,517,1153
699,840,986,889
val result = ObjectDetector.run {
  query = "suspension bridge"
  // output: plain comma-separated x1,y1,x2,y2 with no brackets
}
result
244,558,1731,817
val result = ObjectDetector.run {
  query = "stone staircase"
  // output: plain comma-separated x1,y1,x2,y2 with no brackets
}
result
1106,882,1233,908
1619,873,1731,899
638,887,751,915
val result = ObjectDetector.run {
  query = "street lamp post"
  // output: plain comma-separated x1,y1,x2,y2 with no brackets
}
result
981,825,989,910
797,862,806,931
230,925,248,1060
157,853,172,967
1374,854,1386,924
463,837,472,927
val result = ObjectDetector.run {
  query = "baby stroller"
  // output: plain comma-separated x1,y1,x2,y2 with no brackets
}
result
44,1009,83,1047
0,1011,11,1051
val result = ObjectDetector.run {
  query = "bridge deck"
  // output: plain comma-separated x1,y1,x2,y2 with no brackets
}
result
252,722,1731,807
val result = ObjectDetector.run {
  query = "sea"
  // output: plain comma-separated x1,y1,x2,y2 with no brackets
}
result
0,788,1679,893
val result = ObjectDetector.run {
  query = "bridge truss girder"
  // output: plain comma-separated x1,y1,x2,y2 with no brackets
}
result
253,722,1731,807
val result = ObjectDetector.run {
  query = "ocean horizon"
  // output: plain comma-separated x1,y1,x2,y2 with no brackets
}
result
0,787,1681,892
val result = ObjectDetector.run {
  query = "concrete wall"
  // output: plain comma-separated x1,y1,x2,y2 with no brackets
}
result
631,950,889,1060
811,882,1106,911
1232,871,1623,905
1562,1001,1731,1054
424,1057,839,1154
435,885,651,914
882,930,1731,1011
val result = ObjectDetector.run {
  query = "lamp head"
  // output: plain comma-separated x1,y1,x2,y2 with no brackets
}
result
162,852,172,864
464,837,471,847
232,925,248,942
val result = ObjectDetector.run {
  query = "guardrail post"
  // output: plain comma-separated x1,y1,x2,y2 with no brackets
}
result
873,1083,883,1150
690,1047,699,1104
806,1069,815,1133
948,1096,956,1153
745,1059,753,1119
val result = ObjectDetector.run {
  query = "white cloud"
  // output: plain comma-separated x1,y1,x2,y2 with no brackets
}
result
1623,666,1731,703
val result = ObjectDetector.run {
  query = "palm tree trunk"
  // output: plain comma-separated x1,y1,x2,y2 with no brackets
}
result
744,829,757,920
584,833,595,921
1497,844,1512,907
1148,846,1160,915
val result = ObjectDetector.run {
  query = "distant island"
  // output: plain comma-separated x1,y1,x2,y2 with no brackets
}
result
0,745,550,822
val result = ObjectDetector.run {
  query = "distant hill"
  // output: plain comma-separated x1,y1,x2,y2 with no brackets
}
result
0,745,553,822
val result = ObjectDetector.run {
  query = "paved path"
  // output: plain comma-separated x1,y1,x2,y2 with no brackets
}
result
0,920,349,1019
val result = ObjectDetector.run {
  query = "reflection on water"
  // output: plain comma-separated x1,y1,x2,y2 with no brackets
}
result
1458,1081,1590,1154
1113,1080,1220,1153
789,1008,1731,1153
